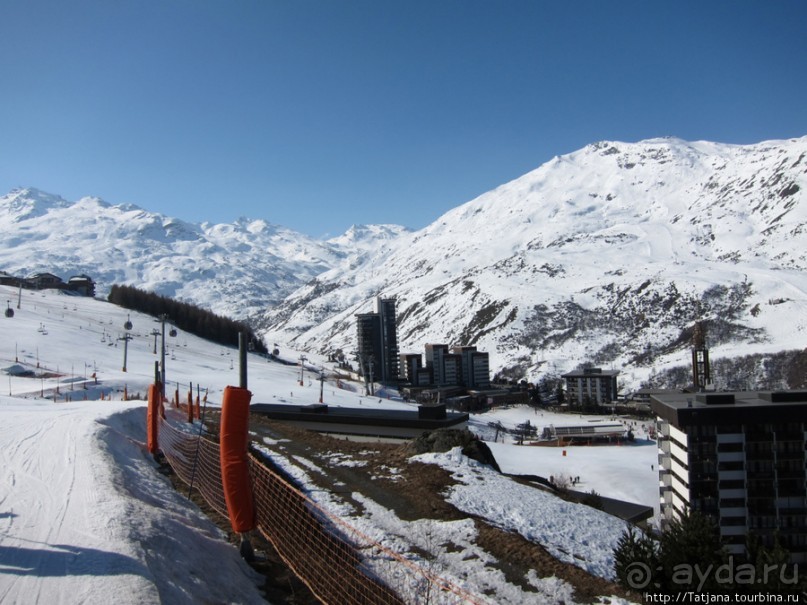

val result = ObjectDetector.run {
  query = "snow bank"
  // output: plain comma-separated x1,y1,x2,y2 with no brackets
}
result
412,447,628,580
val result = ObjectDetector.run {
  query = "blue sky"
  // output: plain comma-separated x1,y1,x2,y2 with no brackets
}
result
1,1,805,238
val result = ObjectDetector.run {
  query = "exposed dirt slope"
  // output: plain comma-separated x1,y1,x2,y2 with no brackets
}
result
247,417,634,604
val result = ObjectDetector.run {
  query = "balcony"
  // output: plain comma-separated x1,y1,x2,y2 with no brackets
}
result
717,451,745,463
719,488,747,499
716,433,744,444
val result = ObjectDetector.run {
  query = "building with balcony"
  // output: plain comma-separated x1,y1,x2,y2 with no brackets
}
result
443,353,462,387
651,390,807,563
399,354,433,386
355,297,400,386
562,367,619,406
425,344,450,386
452,346,491,389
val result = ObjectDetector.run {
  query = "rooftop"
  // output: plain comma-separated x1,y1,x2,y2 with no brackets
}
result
650,390,807,428
250,402,469,440
562,368,619,378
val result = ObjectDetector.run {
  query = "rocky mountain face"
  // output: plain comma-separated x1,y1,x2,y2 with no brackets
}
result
259,136,807,389
3,135,805,389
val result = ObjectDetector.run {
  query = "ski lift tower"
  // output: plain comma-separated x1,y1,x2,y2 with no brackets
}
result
119,314,133,372
157,314,176,395
298,355,307,386
319,368,325,403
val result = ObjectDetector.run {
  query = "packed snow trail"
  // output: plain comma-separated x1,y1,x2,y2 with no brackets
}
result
0,397,267,605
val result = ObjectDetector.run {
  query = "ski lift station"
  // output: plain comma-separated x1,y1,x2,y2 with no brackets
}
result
540,422,627,444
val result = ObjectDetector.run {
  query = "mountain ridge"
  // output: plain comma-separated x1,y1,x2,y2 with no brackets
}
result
0,187,401,318
3,135,806,388
258,135,807,388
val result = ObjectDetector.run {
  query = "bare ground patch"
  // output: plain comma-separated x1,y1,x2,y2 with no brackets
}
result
163,412,635,603
246,418,634,603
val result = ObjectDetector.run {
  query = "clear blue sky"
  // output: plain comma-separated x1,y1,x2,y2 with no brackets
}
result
1,1,805,238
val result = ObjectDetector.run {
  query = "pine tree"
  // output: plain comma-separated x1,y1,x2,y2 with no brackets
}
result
613,524,660,591
745,532,801,594
657,511,728,593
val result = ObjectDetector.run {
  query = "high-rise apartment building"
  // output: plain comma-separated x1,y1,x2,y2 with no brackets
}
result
425,344,450,386
355,297,399,385
376,298,399,383
399,354,427,385
443,353,462,387
452,346,491,389
652,390,807,563
562,367,619,405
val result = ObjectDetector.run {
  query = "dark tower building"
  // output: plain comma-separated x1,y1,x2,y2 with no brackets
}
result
425,344,450,386
356,298,399,388
356,313,381,391
452,346,491,389
376,297,399,384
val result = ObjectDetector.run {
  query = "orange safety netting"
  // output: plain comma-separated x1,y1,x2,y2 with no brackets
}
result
157,410,484,605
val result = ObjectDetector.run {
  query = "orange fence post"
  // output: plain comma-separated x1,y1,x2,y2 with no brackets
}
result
186,393,193,423
220,385,255,550
187,387,194,422
147,383,161,455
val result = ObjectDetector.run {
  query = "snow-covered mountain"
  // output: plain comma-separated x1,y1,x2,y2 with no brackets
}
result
3,135,806,388
260,136,807,388
0,187,408,318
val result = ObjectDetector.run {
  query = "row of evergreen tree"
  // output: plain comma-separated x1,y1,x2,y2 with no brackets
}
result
107,284,267,354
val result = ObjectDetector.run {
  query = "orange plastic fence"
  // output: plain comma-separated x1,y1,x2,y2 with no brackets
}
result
157,409,485,605
159,412,228,516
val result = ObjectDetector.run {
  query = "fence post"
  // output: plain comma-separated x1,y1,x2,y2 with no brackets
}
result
147,382,161,455
220,385,255,560
239,332,248,389
187,383,194,423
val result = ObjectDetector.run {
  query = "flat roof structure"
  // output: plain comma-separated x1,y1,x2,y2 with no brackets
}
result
548,423,626,439
650,390,807,428
250,403,469,440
